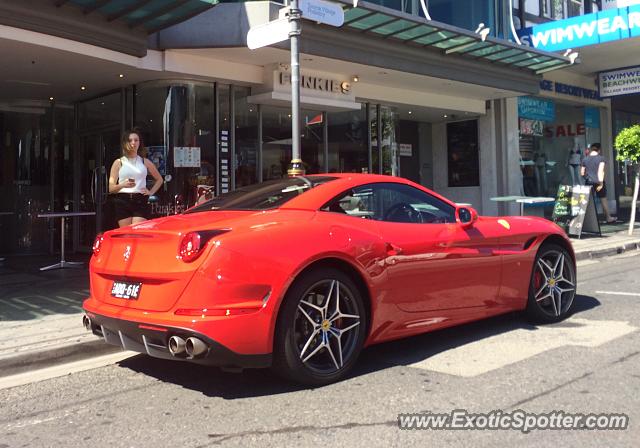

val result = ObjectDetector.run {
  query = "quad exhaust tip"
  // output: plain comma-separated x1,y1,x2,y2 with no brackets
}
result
185,337,208,357
168,336,186,356
82,315,92,331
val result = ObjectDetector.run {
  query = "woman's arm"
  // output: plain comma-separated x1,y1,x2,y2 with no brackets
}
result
108,159,126,193
144,159,164,196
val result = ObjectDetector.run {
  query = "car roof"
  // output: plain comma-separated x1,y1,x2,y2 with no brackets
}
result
280,173,457,211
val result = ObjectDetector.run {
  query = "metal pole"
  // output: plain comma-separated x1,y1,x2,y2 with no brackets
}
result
287,0,304,177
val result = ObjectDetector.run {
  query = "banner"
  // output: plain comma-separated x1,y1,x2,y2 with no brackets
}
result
599,65,640,97
518,97,556,122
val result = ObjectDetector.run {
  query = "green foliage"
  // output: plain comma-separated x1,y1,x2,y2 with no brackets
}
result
615,124,640,163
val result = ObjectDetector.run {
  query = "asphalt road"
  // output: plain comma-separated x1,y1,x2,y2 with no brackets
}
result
1,252,639,447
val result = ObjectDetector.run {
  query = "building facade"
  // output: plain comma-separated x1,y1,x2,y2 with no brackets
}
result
516,0,640,218
0,0,576,256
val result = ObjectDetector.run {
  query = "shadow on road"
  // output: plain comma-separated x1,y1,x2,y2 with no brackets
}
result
116,294,601,398
0,255,90,321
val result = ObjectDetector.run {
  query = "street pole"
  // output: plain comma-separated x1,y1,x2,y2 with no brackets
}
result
287,0,305,177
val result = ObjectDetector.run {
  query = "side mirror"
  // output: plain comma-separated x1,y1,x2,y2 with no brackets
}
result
457,206,478,229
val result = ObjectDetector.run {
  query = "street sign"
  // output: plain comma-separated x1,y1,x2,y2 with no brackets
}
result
299,0,344,27
247,17,290,50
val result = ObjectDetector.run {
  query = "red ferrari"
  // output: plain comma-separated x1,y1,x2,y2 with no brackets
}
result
83,174,576,385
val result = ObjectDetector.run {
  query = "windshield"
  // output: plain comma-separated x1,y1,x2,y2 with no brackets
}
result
185,176,337,213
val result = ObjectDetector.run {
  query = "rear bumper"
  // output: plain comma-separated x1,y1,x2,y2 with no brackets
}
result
84,312,272,369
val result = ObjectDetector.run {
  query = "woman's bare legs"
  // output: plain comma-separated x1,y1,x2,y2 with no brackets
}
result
118,217,133,227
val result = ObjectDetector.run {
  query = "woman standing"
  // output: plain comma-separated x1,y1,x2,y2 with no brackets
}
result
109,130,163,228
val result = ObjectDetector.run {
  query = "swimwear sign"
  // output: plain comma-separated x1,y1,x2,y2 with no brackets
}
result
518,5,640,51
599,65,640,97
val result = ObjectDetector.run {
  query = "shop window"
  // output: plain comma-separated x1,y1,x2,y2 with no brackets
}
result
262,106,324,180
371,106,399,176
447,120,479,187
429,0,497,35
518,101,601,197
525,0,541,16
135,81,215,212
234,87,258,187
327,108,368,173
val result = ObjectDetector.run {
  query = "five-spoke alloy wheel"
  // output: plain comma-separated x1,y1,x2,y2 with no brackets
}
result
274,268,367,386
526,243,577,323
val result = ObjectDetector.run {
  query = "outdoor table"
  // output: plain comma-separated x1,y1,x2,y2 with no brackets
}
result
515,197,556,217
37,211,96,271
490,196,528,215
490,196,555,216
0,212,13,262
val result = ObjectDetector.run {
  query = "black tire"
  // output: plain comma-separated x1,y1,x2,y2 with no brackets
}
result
272,268,367,386
525,243,577,323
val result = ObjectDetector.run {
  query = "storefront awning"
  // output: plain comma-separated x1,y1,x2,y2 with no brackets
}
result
336,1,577,75
59,0,218,34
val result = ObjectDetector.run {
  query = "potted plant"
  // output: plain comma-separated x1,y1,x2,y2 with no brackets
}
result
615,124,640,236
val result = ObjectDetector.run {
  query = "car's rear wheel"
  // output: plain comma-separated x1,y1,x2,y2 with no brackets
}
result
273,268,367,386
526,243,576,323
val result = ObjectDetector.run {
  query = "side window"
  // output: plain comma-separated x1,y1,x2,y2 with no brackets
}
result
374,183,456,224
321,186,375,219
322,183,455,224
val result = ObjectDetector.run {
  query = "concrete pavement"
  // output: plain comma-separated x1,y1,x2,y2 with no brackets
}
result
1,224,639,379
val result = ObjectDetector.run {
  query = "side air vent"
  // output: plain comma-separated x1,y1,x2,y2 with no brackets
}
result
523,237,537,251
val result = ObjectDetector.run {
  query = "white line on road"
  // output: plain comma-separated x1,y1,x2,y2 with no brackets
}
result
0,351,137,391
596,291,640,297
407,318,637,377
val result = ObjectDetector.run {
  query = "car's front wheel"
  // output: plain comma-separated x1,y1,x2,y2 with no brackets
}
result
526,243,577,323
273,268,367,386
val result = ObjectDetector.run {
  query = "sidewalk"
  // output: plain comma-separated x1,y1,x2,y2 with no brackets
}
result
1,225,639,378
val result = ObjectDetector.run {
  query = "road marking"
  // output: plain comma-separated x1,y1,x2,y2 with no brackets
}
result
0,351,136,391
596,291,640,297
408,318,637,377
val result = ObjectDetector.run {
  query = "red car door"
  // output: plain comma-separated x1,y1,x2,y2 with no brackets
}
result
359,182,502,312
376,219,502,312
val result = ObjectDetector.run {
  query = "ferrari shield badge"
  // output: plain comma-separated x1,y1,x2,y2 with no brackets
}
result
123,245,132,262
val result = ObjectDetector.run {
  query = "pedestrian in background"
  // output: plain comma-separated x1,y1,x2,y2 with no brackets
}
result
581,142,616,223
109,130,163,228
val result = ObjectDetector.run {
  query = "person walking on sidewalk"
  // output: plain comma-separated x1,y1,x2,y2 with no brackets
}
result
109,130,163,228
581,142,616,223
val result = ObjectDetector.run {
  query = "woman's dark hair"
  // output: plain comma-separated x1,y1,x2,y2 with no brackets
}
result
590,143,602,152
120,130,140,156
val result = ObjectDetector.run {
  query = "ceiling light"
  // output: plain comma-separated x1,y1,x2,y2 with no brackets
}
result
81,86,86,91
49,97,54,101
352,75,359,82
443,114,448,118
408,111,412,115
119,74,125,78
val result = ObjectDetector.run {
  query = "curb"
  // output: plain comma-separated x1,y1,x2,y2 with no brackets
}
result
0,339,123,379
574,240,640,261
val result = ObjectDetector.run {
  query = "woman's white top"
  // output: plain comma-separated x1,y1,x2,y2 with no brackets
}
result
118,156,147,193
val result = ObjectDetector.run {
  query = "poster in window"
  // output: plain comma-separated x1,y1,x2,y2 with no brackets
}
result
447,120,479,187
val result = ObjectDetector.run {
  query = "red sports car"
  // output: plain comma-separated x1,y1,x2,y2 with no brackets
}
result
83,174,576,385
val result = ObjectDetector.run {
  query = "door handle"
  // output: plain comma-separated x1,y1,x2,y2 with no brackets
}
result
386,242,403,256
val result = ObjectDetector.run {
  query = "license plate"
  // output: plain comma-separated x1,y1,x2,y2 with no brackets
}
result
111,281,142,300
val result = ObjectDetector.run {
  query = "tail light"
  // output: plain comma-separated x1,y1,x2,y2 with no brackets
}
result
177,230,230,263
92,233,104,256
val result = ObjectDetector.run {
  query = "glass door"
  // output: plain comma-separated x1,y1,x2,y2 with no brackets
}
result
75,128,121,250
